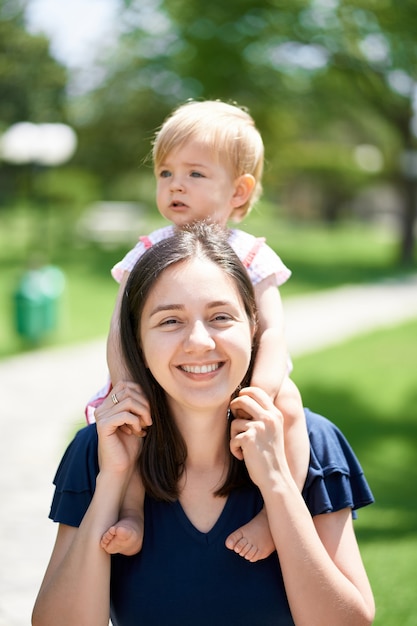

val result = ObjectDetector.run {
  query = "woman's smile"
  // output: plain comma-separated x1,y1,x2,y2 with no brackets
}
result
179,362,223,375
140,256,253,414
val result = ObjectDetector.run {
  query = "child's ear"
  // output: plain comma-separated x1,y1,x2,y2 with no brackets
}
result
231,174,255,208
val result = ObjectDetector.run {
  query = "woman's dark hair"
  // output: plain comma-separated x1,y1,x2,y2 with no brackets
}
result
120,221,258,501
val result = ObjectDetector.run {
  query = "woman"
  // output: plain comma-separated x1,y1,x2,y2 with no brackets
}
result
32,222,375,626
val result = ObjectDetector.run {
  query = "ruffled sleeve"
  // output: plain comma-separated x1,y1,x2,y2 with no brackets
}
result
303,409,374,518
49,425,99,527
227,229,291,287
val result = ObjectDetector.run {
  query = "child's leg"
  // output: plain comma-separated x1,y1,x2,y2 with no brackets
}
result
101,468,145,556
225,378,309,562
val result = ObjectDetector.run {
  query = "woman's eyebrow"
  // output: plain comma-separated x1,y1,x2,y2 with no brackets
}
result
149,304,183,317
149,300,235,317
207,300,234,309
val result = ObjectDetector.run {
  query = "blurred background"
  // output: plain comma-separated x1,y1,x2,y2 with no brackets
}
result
0,1,416,624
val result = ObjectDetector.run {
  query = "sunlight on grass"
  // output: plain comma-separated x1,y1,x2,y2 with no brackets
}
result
293,319,417,626
361,537,417,625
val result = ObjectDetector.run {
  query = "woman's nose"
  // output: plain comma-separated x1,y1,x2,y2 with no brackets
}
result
184,320,215,351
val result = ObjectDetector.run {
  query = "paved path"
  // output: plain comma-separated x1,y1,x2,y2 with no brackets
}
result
0,274,416,625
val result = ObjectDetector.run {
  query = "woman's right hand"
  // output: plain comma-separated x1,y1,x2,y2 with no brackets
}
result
229,386,291,491
94,381,152,476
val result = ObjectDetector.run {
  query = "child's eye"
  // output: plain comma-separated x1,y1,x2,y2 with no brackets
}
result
159,170,171,178
190,171,204,178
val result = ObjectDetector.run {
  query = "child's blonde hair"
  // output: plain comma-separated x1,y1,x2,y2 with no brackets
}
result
152,100,264,220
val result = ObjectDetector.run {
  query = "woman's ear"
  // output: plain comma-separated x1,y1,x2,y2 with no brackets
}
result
231,174,255,209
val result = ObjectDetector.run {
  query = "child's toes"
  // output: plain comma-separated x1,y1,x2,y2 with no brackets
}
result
225,529,244,551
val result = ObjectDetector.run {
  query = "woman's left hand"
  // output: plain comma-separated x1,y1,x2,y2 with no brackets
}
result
229,387,291,489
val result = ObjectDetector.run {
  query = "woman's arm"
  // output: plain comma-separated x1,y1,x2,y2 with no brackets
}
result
32,385,146,626
230,387,375,626
32,473,127,626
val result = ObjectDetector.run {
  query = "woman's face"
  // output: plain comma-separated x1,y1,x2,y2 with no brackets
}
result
140,256,254,416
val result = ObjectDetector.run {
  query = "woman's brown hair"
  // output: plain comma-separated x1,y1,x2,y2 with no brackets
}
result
120,221,258,501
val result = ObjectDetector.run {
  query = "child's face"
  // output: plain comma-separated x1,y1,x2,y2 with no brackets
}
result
155,141,242,228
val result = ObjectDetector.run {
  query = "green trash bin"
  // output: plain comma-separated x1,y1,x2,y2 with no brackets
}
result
14,265,65,343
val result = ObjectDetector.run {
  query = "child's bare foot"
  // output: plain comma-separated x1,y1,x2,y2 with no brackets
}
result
225,508,275,563
100,517,143,556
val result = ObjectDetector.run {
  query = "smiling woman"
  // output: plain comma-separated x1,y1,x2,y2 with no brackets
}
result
139,256,254,417
32,222,375,626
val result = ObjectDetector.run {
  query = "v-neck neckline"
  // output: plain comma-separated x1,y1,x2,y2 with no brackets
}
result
173,491,237,545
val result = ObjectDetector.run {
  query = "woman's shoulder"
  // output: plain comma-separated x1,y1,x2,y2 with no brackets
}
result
59,424,99,469
303,409,374,516
49,424,99,527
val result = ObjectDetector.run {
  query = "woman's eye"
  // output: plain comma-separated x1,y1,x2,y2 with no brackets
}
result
212,314,232,323
159,317,183,327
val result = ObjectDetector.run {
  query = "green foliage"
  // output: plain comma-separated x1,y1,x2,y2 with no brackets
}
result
2,1,417,260
0,3,67,127
242,201,410,294
292,319,417,625
64,0,417,261
0,1,71,208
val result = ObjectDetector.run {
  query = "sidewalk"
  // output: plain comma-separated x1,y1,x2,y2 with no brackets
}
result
0,274,416,625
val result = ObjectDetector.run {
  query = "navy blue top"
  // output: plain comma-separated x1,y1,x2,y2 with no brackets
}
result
49,409,373,626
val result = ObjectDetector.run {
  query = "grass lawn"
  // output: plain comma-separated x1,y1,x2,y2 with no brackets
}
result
1,204,414,358
292,319,417,626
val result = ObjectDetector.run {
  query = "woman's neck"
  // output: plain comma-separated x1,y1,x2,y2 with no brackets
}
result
175,406,230,533
171,403,230,471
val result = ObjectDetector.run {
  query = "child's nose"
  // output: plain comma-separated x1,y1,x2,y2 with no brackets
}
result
170,174,185,192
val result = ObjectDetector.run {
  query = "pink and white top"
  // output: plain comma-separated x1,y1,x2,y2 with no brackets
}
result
85,226,291,423
111,226,291,287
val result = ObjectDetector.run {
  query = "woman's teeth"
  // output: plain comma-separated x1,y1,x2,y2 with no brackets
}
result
181,364,219,374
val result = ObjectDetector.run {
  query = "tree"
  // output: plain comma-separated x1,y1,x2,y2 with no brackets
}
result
157,0,417,262
66,0,417,263
291,0,417,262
0,0,68,127
0,0,69,206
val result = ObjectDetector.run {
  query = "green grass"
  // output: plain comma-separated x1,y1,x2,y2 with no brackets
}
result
1,204,414,358
292,319,417,626
242,203,412,296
